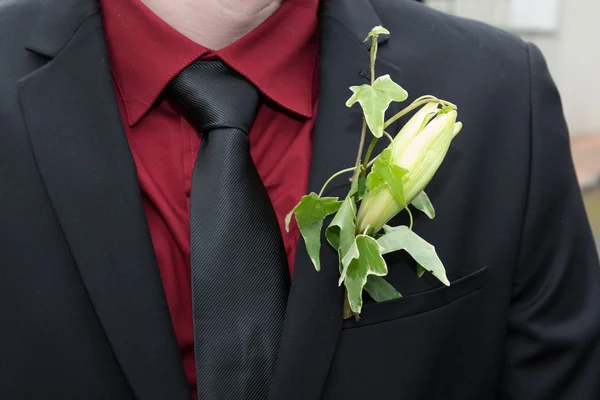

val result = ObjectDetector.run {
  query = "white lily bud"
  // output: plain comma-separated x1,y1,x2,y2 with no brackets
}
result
391,102,440,162
357,107,462,234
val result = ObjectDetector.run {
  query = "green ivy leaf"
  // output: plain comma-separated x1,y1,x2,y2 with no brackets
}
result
366,148,408,205
378,225,450,286
372,75,409,104
346,75,408,138
348,168,361,198
364,275,402,302
347,169,367,203
346,85,388,138
326,197,357,272
416,264,427,278
364,25,391,42
285,193,342,271
411,191,435,219
353,177,367,202
340,235,388,314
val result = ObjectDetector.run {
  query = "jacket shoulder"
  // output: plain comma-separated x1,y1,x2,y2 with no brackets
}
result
0,0,45,118
0,0,42,32
370,0,529,71
0,0,43,56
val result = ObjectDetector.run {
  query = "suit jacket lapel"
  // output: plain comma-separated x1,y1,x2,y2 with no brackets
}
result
17,1,406,398
18,1,190,399
269,1,404,399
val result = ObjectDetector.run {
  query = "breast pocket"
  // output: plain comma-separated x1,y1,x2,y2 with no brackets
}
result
321,266,491,400
346,265,489,327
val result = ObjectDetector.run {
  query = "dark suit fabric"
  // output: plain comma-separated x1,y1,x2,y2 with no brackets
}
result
1,0,599,399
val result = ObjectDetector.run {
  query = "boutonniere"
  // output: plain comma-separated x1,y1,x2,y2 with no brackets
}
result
286,26,462,320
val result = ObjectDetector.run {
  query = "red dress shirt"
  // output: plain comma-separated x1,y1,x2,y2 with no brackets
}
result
100,0,319,397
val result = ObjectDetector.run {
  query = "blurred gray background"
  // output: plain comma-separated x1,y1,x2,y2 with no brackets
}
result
424,0,600,248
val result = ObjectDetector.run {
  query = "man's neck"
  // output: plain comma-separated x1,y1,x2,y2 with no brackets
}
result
141,0,282,50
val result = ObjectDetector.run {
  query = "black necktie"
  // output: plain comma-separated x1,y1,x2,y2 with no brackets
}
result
168,60,290,399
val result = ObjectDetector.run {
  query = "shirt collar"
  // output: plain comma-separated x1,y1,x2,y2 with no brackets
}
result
100,0,319,126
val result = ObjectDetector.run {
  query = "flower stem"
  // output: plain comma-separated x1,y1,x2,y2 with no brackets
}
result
357,39,379,178
383,97,456,129
352,36,378,175
383,131,394,144
370,42,377,86
367,156,379,168
361,131,395,176
318,166,357,197
406,206,414,231
384,99,436,129
343,289,353,319
353,118,368,173
361,137,379,176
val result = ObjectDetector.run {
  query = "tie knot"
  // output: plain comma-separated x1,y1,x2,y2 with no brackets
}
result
168,60,260,134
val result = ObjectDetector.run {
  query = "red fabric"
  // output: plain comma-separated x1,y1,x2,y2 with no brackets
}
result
100,0,319,397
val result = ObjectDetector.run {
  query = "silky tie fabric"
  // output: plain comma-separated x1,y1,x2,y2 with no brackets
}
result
168,60,290,399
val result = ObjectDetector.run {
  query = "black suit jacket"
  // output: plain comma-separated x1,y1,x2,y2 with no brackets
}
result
1,0,599,399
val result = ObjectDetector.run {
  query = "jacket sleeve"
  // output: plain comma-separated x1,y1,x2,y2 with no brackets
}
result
499,43,600,400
